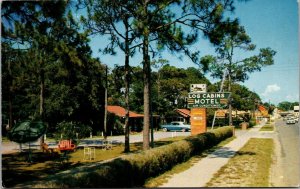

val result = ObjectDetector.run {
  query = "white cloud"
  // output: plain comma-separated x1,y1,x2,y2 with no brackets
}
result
262,84,281,97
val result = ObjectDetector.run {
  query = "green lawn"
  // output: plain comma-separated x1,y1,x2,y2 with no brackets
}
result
2,136,186,188
259,124,274,131
206,138,274,187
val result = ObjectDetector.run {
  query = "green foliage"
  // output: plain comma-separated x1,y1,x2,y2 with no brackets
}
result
206,25,276,83
208,82,260,122
107,113,125,135
277,101,298,111
30,126,234,188
54,121,92,143
249,118,256,127
1,1,105,135
108,64,211,118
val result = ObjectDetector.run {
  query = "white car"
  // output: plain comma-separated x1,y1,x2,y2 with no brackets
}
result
286,117,296,124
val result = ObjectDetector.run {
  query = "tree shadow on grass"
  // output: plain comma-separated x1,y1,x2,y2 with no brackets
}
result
2,151,88,188
208,147,256,159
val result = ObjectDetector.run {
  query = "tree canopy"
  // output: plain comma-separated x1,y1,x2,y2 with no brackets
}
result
1,1,279,149
2,1,105,137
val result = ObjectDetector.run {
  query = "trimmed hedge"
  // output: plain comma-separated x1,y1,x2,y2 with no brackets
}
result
32,126,234,188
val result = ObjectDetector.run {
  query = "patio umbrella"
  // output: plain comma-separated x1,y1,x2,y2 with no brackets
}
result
8,120,47,143
7,120,47,162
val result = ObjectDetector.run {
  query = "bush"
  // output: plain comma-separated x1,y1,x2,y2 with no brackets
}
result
249,118,256,127
32,126,234,188
54,121,92,144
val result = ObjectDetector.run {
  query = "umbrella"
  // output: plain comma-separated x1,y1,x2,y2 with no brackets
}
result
7,120,47,162
8,120,47,143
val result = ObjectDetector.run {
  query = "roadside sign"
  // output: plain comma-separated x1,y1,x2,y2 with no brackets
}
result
190,84,206,93
187,92,231,108
190,108,206,135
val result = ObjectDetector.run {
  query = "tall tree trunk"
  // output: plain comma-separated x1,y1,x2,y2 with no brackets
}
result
143,39,150,150
8,89,13,129
142,0,150,150
228,72,233,126
40,67,45,148
8,59,13,129
228,44,234,127
124,18,130,152
104,65,108,140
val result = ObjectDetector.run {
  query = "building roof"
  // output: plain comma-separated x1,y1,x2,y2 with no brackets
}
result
107,105,144,118
175,109,190,118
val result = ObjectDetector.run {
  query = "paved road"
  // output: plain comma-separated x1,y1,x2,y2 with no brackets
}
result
107,131,191,143
274,119,300,187
1,131,191,154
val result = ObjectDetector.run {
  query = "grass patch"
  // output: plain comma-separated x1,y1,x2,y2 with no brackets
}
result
144,136,236,188
2,137,10,142
206,138,274,187
259,124,274,131
4,127,234,188
2,136,186,188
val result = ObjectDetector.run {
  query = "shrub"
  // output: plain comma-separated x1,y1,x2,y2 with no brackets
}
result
31,126,234,188
249,118,256,127
54,121,92,143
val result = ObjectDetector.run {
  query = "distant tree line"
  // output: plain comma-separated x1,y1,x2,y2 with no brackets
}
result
277,101,299,111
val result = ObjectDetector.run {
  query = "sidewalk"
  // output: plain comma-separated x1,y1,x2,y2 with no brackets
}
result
160,121,272,187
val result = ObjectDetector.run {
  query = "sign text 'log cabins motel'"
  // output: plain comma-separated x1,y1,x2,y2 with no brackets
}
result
187,92,231,108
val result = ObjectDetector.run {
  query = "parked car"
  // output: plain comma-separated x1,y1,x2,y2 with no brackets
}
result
161,121,191,132
294,116,299,123
286,117,296,124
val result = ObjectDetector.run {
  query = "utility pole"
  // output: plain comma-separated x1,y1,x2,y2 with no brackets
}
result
211,69,228,129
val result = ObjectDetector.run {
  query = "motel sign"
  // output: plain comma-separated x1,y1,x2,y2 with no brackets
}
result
188,92,231,108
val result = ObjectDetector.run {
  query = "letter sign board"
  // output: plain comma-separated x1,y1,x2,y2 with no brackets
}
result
187,92,231,108
190,84,206,93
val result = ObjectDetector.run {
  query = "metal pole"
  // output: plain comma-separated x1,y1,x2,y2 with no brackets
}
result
212,69,227,129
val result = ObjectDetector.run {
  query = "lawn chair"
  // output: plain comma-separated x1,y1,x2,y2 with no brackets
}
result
57,140,76,163
83,146,95,160
58,140,76,152
42,143,55,154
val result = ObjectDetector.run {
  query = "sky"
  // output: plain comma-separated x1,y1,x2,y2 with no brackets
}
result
88,0,299,106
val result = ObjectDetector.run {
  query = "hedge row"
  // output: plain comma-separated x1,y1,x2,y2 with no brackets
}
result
33,126,234,188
